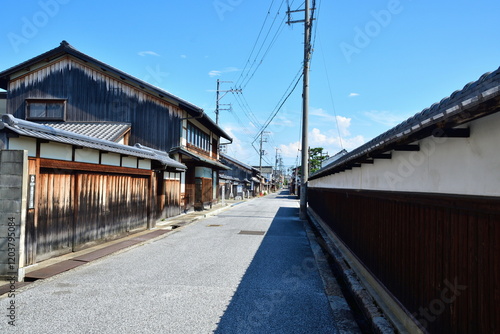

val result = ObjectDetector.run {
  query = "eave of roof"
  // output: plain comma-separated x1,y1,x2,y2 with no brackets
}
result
0,114,186,170
220,152,254,171
0,40,232,141
310,67,500,180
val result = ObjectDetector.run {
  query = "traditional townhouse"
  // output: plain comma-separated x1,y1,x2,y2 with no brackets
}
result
0,41,231,276
219,153,261,199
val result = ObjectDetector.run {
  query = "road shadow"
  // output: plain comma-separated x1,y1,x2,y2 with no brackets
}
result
213,204,337,333
273,189,299,200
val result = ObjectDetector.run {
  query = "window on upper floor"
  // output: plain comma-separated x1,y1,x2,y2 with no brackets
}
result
187,122,210,152
26,99,66,121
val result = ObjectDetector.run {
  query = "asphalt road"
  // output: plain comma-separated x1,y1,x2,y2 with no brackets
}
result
0,190,354,333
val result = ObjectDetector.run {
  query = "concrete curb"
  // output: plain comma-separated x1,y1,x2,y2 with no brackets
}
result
307,208,396,334
303,220,362,334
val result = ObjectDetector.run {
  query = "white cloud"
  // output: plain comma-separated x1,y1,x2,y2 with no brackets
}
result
180,54,187,59
364,110,412,127
222,125,259,164
279,141,301,158
208,67,240,77
309,128,365,151
138,51,160,57
348,93,359,97
209,70,222,77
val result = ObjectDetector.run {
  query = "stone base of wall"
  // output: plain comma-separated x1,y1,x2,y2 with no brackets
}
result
0,150,27,281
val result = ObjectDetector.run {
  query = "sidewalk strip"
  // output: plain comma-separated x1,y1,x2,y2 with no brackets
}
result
24,260,85,281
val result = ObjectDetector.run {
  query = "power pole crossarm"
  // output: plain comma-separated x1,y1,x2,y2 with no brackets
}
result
215,80,242,124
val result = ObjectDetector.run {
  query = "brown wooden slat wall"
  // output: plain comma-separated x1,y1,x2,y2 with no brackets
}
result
308,187,500,334
184,184,195,211
156,179,181,219
74,173,148,248
34,169,150,260
36,172,74,261
202,178,213,204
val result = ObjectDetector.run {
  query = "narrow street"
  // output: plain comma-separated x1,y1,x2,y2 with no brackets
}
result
1,190,359,333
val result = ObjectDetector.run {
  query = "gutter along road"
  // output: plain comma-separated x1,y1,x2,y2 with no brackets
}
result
0,190,359,333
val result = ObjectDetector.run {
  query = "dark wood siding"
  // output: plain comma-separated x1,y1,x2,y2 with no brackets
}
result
308,187,500,333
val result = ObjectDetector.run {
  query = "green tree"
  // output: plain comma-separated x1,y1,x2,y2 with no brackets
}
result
309,147,329,173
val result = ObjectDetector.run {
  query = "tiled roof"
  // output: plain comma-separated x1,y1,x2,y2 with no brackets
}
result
310,67,500,180
42,122,130,142
220,153,257,172
0,115,186,170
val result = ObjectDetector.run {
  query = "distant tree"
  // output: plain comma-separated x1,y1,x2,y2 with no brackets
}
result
309,147,329,173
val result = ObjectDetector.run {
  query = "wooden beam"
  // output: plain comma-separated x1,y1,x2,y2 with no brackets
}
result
359,159,374,164
351,163,362,168
40,158,151,176
372,153,392,159
394,145,420,151
433,127,470,138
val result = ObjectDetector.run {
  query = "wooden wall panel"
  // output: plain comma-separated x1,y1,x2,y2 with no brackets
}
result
36,171,74,261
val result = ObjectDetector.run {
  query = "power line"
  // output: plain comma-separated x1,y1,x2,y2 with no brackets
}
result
254,66,303,143
234,0,291,90
235,0,277,88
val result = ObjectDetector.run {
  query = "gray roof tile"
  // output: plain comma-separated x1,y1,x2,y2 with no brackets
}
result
42,122,130,142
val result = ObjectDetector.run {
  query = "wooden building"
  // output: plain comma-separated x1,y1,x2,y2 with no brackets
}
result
219,153,261,199
0,114,186,275
0,41,232,214
308,68,500,333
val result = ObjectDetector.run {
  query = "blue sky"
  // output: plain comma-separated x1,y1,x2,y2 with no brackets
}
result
1,0,499,168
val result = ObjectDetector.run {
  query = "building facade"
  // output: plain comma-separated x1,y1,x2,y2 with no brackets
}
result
308,67,500,333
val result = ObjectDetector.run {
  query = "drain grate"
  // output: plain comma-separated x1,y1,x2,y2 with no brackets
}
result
238,230,265,236
207,224,222,227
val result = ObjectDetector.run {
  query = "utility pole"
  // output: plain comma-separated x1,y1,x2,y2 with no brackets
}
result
275,147,279,176
259,131,268,174
287,0,314,219
215,79,241,124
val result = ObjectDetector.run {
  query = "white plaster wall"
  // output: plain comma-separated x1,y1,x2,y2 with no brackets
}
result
0,97,6,115
122,156,137,168
74,148,99,164
309,112,500,197
101,153,121,166
180,172,185,193
40,142,72,161
8,137,37,157
138,159,151,170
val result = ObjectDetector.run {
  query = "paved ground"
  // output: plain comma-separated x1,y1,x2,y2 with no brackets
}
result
0,190,358,333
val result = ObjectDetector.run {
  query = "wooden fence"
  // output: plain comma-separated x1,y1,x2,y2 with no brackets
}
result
25,158,182,265
308,187,500,333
